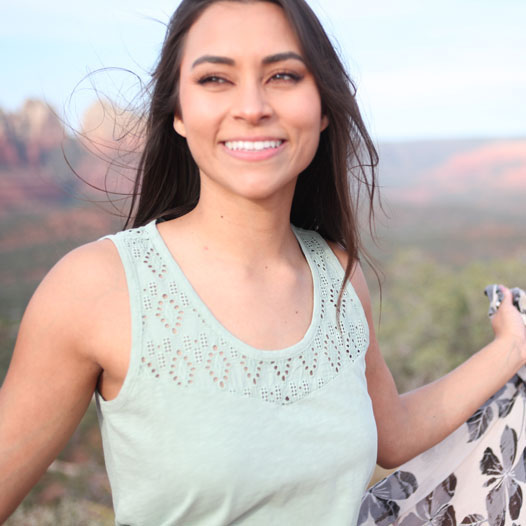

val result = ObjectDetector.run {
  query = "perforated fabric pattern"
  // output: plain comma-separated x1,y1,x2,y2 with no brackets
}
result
114,221,369,406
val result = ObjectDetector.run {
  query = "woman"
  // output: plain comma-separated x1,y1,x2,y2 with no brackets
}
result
1,0,525,524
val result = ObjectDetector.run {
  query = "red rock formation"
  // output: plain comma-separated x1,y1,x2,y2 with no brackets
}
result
387,139,526,207
0,109,22,165
77,100,141,195
428,140,526,191
0,99,139,216
0,99,64,167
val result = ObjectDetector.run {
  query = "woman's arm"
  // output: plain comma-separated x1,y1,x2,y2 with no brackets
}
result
0,240,123,522
329,244,526,469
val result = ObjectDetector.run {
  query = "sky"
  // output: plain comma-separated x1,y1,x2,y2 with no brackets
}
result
1,0,525,141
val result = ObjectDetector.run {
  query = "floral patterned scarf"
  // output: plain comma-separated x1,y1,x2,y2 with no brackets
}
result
359,286,526,526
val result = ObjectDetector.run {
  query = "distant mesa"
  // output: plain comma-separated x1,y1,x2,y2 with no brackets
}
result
0,99,64,167
77,100,140,196
0,99,141,169
80,100,142,156
430,140,526,189
0,99,139,215
380,138,526,209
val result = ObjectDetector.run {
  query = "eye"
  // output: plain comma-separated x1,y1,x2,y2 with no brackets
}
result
270,71,303,83
197,75,229,85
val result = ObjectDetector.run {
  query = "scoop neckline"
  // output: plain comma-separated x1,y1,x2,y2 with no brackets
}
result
146,219,321,360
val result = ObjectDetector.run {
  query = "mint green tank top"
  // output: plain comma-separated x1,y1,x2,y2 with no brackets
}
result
96,220,377,526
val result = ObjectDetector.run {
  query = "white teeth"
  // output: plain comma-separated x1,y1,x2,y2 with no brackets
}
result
224,140,283,151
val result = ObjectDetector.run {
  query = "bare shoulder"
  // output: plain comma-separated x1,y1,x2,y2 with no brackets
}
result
5,236,124,378
38,237,125,304
43,237,123,296
21,237,127,361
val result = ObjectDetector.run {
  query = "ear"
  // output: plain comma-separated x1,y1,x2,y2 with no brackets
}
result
320,115,329,132
173,115,186,137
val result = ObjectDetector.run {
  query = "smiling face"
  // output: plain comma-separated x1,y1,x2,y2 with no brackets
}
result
174,1,328,204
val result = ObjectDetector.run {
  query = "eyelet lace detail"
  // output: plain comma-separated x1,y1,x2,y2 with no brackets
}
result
119,224,369,406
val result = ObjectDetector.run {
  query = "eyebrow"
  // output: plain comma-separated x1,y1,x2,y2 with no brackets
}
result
191,52,305,69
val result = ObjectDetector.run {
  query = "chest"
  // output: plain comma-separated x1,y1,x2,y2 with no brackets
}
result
159,225,317,351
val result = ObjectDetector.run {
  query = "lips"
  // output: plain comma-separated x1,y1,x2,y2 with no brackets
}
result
220,138,287,161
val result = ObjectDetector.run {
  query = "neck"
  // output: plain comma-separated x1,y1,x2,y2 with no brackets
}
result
162,181,300,268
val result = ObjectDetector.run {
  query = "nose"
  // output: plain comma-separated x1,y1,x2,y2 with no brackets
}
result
232,79,272,124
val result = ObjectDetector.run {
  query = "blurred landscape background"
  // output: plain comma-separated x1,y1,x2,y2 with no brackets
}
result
1,98,525,524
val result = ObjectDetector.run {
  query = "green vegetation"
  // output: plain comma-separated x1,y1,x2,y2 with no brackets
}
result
366,249,526,391
6,495,114,526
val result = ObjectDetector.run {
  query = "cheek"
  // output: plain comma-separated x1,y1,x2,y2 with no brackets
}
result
178,82,223,136
286,89,324,170
280,88,324,137
177,89,224,166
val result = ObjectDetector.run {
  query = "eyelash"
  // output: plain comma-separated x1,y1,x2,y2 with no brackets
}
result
197,72,303,85
197,75,227,85
271,72,303,83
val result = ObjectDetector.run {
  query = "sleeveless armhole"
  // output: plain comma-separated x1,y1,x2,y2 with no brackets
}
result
96,233,143,411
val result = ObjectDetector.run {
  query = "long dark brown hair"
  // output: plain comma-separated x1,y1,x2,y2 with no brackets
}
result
127,0,380,299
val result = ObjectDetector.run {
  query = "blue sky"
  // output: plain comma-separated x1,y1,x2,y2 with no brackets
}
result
1,0,525,141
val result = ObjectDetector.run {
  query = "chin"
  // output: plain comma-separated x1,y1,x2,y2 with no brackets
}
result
234,179,294,203
200,167,296,203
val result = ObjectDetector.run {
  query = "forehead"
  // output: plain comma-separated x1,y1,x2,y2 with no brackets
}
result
181,2,302,67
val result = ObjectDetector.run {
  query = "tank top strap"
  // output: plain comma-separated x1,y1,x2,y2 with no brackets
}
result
97,224,155,408
291,225,347,281
291,226,368,328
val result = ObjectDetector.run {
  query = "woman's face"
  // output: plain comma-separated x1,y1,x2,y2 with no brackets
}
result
174,1,328,204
